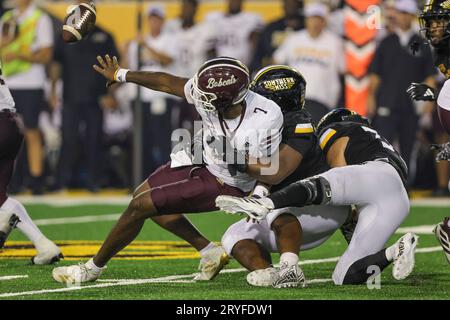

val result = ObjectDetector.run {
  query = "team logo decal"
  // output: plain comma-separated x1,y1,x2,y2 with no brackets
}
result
206,76,237,89
263,77,296,92
441,0,450,9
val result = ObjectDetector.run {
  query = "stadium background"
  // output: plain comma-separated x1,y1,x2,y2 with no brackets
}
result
0,0,449,300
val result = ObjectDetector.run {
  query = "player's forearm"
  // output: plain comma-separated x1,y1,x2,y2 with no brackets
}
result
125,71,188,98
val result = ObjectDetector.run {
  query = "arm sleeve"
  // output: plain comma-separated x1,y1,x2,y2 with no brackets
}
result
282,111,315,156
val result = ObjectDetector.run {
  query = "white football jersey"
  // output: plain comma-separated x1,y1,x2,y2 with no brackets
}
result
165,19,216,78
273,29,345,108
0,71,16,111
127,33,177,101
208,12,263,65
183,79,283,192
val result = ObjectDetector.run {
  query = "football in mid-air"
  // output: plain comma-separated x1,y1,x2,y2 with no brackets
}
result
62,2,96,43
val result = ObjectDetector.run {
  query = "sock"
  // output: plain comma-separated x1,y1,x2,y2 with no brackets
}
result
1,197,46,245
342,249,391,284
385,243,397,262
86,258,105,271
280,252,299,267
200,242,217,257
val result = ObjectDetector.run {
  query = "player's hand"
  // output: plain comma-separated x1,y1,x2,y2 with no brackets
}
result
407,83,436,102
207,135,248,176
93,54,120,87
431,142,450,162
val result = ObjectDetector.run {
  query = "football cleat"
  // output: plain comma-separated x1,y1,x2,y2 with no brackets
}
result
246,267,279,287
272,262,306,289
433,217,450,264
216,196,274,221
392,233,419,280
194,245,230,281
0,211,20,249
32,238,63,265
52,259,105,284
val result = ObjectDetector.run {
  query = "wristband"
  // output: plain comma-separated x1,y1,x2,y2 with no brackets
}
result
114,68,129,83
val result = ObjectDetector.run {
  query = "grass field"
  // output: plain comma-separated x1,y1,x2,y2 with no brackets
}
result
0,197,449,300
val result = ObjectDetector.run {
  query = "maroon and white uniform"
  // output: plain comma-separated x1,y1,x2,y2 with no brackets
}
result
147,79,283,215
0,75,24,206
437,79,450,134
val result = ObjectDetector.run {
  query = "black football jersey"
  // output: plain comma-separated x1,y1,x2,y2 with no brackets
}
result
272,109,329,192
318,122,408,188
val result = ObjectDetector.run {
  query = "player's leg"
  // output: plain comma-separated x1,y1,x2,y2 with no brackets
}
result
329,164,413,284
222,219,278,287
147,165,230,280
53,165,245,284
92,180,155,268
0,111,60,263
266,206,349,288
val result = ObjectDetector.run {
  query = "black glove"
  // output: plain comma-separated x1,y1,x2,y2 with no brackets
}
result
207,135,248,176
406,83,436,102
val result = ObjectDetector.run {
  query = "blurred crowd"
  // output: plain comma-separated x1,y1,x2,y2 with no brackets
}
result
0,0,448,196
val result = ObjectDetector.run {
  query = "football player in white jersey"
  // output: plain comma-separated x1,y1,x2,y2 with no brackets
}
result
0,66,61,264
207,0,263,66
52,56,284,284
165,0,216,78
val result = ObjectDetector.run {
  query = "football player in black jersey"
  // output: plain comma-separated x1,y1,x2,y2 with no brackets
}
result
220,66,354,288
407,0,450,265
217,108,419,285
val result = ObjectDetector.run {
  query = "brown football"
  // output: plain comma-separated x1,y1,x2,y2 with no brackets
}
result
62,2,96,43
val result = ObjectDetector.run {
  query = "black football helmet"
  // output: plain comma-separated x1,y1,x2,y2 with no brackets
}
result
316,108,370,135
419,0,450,47
191,57,250,112
250,65,307,113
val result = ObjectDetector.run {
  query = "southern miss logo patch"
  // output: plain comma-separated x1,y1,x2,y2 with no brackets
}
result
441,0,450,10
263,77,296,92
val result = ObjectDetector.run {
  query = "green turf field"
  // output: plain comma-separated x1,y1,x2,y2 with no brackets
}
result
0,201,449,300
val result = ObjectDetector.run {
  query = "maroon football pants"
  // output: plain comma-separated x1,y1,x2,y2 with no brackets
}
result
0,110,24,207
147,163,246,215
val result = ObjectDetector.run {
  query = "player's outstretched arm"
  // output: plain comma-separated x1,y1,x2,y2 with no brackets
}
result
93,54,188,98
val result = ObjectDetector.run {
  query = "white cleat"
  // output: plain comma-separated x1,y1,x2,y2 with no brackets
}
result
247,267,279,287
433,217,450,264
194,245,229,281
392,233,419,280
52,259,105,284
215,196,274,221
272,263,306,289
0,211,20,249
32,238,63,265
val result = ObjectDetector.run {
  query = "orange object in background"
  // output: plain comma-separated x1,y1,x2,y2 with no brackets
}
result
345,0,381,116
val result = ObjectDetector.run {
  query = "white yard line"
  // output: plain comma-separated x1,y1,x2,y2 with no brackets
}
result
34,214,121,226
32,212,440,236
0,246,442,298
12,195,450,207
0,275,28,281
